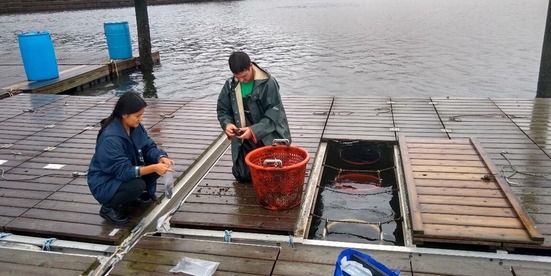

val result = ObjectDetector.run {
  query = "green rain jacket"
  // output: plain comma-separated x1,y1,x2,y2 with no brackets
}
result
216,63,292,163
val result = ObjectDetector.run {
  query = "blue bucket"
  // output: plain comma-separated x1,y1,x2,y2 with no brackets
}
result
17,31,59,81
104,21,132,60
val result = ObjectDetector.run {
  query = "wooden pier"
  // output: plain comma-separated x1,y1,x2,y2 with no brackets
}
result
1,94,551,275
0,51,160,99
110,235,551,275
0,94,217,244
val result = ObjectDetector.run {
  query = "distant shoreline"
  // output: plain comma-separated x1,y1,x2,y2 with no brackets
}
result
0,0,233,15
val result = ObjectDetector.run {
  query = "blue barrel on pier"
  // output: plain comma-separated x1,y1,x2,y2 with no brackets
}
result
104,21,132,60
17,31,59,81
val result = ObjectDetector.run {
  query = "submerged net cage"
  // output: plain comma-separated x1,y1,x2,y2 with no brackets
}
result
245,140,310,210
339,141,381,166
333,172,382,193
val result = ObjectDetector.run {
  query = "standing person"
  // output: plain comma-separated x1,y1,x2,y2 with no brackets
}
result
217,51,291,182
88,91,174,224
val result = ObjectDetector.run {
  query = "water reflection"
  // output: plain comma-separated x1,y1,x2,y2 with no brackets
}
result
530,99,550,148
141,69,158,98
0,0,547,99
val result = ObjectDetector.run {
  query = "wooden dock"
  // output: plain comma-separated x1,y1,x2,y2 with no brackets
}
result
0,94,214,244
109,235,551,275
170,97,333,234
1,94,551,275
0,51,160,99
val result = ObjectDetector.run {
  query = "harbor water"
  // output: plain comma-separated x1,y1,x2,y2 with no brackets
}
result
0,0,547,99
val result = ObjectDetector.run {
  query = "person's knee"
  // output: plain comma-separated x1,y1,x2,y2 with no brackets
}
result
121,178,146,195
133,178,147,193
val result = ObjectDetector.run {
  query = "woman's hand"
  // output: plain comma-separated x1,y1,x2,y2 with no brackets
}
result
140,163,174,176
159,157,174,167
154,163,174,175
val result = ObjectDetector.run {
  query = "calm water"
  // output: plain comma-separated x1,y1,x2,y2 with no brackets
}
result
0,0,547,99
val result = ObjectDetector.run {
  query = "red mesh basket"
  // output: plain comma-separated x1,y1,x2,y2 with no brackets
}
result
245,143,310,210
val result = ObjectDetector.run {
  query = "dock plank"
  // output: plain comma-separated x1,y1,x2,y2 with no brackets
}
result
390,97,449,139
0,247,99,276
323,97,396,141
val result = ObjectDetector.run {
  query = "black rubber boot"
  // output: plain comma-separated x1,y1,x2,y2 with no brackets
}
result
100,205,129,225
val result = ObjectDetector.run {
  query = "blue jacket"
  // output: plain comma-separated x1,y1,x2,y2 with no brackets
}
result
87,118,167,204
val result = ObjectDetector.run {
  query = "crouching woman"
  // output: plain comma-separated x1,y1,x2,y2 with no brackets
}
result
88,92,174,224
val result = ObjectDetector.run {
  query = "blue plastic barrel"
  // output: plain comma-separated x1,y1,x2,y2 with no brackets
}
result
104,21,132,60
17,32,59,81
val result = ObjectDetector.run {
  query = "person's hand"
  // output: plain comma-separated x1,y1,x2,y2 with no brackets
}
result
225,123,239,137
155,163,174,175
236,127,252,140
159,157,174,167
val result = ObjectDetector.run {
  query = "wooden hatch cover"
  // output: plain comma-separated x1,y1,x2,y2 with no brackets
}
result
398,135,543,246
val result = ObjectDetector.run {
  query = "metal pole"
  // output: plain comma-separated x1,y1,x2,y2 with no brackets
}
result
134,0,154,71
537,0,551,98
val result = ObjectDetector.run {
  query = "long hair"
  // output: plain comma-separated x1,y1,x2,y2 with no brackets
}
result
97,92,148,139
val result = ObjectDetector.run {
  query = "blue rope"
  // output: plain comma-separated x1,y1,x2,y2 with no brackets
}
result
223,230,232,242
42,238,56,251
0,232,11,239
288,235,294,248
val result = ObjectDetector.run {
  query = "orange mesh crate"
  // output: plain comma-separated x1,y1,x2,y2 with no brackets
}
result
245,141,310,210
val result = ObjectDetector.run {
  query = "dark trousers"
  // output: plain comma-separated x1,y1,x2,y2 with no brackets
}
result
232,139,263,182
104,173,160,208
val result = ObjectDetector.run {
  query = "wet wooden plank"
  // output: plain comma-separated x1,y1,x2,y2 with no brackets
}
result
415,178,501,189
419,195,510,207
5,217,127,244
111,236,279,275
420,204,516,217
422,224,532,243
390,98,449,139
411,165,488,174
416,187,503,198
422,213,524,228
275,242,549,276
493,98,551,156
273,261,335,275
0,247,99,275
397,135,424,234
323,97,396,141
172,211,297,233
